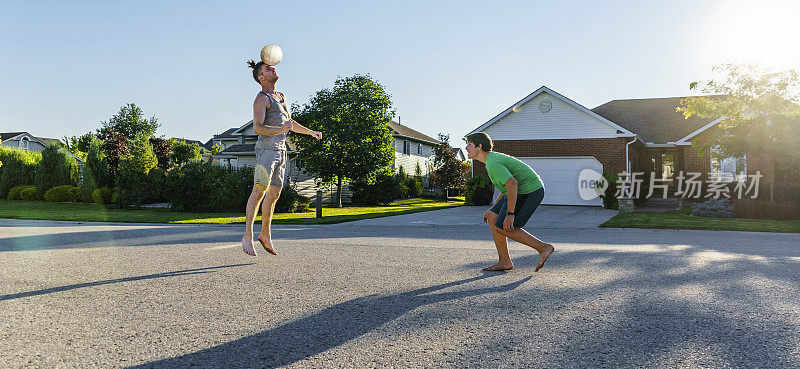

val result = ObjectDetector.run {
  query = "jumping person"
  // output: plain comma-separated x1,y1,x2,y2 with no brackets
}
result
242,60,322,256
464,132,554,272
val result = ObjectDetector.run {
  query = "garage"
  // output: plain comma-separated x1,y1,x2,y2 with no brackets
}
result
520,156,603,206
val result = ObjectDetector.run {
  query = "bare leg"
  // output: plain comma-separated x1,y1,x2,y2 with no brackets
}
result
483,223,514,271
243,185,267,256
257,186,281,255
497,227,555,272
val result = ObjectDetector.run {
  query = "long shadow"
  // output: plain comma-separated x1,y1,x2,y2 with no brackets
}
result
131,274,531,368
0,264,254,302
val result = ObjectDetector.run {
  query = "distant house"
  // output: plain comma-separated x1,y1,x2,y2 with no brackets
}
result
1,131,84,163
206,120,441,203
467,85,783,206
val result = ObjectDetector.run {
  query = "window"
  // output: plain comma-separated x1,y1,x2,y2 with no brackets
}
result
403,140,410,155
661,153,674,181
19,137,29,150
710,148,746,182
417,143,422,155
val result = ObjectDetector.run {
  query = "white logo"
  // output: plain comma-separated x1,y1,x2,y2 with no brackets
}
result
578,169,608,200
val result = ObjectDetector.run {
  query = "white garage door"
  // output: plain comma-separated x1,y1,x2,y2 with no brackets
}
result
520,156,603,206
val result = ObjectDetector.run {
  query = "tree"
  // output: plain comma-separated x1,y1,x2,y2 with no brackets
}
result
79,138,110,202
292,75,395,207
117,134,158,207
62,133,94,161
98,129,128,179
429,133,468,200
170,139,203,166
678,63,800,182
34,145,78,198
98,103,160,139
120,134,158,175
149,137,171,169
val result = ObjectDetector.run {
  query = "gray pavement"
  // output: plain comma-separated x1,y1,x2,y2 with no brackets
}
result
341,205,618,228
1,216,799,368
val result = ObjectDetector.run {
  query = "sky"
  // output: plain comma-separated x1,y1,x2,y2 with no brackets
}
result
1,0,798,147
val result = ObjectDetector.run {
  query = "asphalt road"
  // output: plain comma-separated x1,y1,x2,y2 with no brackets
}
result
1,217,799,368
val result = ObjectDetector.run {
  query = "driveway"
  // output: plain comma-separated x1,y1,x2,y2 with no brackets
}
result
339,205,618,228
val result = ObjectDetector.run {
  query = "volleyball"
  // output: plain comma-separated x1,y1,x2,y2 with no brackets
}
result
260,44,283,66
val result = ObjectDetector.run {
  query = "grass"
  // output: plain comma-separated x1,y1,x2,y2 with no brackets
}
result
0,198,463,225
601,207,800,233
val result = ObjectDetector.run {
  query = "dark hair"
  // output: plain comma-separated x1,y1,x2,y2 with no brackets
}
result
247,59,266,83
465,132,492,152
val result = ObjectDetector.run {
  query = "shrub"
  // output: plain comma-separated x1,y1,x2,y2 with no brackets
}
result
464,174,493,206
92,187,114,205
44,185,79,202
691,198,735,218
20,186,37,201
8,185,34,200
296,194,311,212
0,147,41,198
601,172,619,210
165,162,225,212
733,199,800,221
405,177,423,198
210,166,253,212
274,185,311,213
79,138,111,202
351,173,405,205
34,145,78,199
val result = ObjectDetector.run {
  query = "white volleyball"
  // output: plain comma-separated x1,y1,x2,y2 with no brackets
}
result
260,44,283,66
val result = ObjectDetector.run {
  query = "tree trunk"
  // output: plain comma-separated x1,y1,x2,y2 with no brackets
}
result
336,176,343,208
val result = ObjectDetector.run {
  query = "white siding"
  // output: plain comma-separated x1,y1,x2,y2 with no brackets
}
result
483,92,619,140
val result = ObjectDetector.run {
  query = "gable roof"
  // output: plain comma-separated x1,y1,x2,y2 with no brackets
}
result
591,96,723,144
388,121,440,145
212,127,239,139
0,132,26,141
468,86,636,137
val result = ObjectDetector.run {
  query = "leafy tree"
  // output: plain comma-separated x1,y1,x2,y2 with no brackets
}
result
120,134,158,175
170,139,203,166
79,138,111,202
429,133,468,200
292,74,395,207
117,134,158,207
149,137,171,169
34,145,78,198
98,130,128,179
98,103,160,139
62,133,94,161
678,63,800,182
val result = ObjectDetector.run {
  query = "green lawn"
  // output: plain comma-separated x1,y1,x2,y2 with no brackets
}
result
0,198,463,225
601,208,800,233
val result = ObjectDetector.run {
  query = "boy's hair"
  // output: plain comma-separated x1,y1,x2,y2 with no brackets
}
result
247,59,266,83
465,132,492,152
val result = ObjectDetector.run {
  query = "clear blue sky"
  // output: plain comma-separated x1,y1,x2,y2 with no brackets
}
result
2,0,798,145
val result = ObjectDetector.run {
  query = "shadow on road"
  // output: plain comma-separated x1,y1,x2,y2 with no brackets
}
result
130,274,531,368
0,263,254,302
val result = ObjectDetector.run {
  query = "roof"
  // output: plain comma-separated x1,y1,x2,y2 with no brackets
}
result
34,136,61,147
0,132,25,141
388,121,440,144
468,86,635,137
591,96,723,144
212,128,238,139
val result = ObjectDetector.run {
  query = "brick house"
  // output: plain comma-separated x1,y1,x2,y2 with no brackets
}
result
467,86,777,206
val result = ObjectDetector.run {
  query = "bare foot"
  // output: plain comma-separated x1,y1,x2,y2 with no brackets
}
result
535,244,554,272
257,235,277,255
482,263,514,272
241,237,256,256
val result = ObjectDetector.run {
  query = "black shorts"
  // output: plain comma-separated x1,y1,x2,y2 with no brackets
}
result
489,187,545,229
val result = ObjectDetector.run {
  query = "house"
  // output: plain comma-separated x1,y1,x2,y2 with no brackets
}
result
466,86,776,206
1,131,84,163
206,120,440,203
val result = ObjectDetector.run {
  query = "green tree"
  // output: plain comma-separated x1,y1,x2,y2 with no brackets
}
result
79,138,110,202
117,134,158,207
98,103,160,139
292,75,395,207
170,139,203,166
429,133,468,200
34,145,79,198
62,133,93,161
678,63,800,182
120,134,158,175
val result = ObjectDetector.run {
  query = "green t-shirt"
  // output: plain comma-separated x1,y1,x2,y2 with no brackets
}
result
485,152,544,195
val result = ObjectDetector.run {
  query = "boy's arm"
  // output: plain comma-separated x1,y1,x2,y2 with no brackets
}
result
252,94,291,136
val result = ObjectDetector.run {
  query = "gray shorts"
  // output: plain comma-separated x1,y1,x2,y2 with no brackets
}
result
489,187,545,228
254,147,286,188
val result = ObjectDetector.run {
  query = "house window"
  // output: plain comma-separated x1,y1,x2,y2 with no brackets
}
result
403,141,410,155
661,153,674,181
417,143,422,155
710,148,746,182
19,137,29,150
